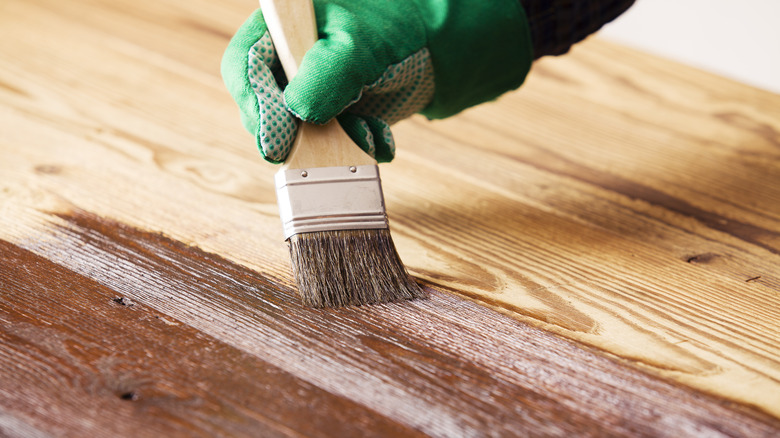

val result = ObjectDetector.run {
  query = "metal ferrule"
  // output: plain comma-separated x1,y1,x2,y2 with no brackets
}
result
274,164,389,239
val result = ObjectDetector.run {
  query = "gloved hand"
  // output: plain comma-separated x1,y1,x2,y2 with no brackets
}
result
221,0,533,164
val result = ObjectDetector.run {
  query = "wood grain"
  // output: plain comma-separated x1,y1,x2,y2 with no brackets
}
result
2,211,779,437
0,226,418,438
1,0,779,434
387,42,780,416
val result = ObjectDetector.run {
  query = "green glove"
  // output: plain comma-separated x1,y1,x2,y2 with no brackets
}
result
221,1,533,164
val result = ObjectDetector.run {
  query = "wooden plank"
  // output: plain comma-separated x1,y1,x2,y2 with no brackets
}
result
2,212,779,436
386,40,780,415
1,0,779,433
0,233,417,438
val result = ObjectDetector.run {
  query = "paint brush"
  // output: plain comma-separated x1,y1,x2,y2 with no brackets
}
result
259,0,426,307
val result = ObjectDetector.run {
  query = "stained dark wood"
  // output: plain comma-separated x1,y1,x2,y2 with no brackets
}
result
0,233,417,438
2,211,778,437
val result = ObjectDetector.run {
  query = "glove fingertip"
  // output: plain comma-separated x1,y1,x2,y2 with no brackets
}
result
363,117,396,163
285,80,363,125
256,104,299,164
338,115,396,163
337,114,376,158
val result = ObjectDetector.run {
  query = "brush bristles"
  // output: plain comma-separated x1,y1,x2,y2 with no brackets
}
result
288,229,426,308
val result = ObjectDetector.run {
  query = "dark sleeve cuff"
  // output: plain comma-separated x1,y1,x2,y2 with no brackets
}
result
520,0,636,59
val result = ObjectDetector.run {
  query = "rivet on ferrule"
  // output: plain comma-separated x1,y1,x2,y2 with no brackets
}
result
274,164,389,239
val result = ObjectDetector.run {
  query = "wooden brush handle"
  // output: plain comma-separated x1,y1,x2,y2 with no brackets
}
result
257,0,316,79
259,0,377,169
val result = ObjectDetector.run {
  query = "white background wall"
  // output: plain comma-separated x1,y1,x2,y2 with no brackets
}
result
598,0,780,94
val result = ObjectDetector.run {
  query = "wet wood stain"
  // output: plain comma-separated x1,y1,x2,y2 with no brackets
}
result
2,210,778,436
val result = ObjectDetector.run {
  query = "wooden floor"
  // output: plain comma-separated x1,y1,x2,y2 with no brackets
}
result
2,0,779,436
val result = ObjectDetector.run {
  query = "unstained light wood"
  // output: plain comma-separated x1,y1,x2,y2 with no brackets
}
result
1,0,779,435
